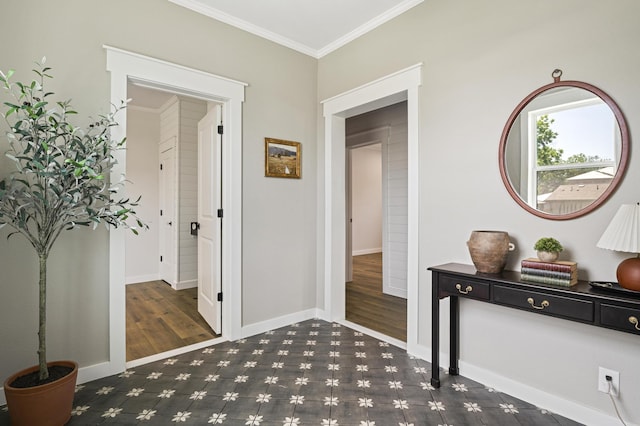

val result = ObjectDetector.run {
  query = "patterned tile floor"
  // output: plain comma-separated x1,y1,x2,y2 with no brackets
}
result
1,320,583,425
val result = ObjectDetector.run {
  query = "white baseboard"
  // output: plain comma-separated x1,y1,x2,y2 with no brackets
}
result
125,273,160,285
338,319,406,350
314,309,330,322
240,308,320,339
174,279,197,290
77,361,120,384
408,342,622,426
382,285,407,299
460,361,625,426
406,339,431,362
126,336,228,369
352,248,382,256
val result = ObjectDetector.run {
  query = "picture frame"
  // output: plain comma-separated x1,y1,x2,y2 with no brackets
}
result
265,137,301,178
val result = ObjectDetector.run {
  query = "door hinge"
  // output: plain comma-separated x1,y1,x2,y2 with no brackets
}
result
160,255,163,262
217,292,223,302
217,125,224,135
217,209,223,218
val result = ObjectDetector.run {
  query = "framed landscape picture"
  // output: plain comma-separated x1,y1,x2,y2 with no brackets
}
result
265,137,301,178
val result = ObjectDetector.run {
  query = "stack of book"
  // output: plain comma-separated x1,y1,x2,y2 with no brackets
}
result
520,258,578,286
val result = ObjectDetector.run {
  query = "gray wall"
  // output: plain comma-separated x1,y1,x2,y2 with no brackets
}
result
350,146,382,255
2,0,640,422
0,0,318,383
125,107,161,284
318,0,640,421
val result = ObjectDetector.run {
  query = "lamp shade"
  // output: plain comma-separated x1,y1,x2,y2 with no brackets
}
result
596,203,640,253
597,203,640,291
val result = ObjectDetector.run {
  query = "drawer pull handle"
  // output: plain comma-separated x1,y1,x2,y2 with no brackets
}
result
630,316,640,330
527,297,550,310
455,283,472,294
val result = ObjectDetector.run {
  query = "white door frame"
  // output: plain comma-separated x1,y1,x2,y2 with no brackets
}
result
105,46,245,375
321,64,421,351
159,137,178,287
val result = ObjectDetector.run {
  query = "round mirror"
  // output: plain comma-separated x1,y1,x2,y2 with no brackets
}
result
499,70,629,220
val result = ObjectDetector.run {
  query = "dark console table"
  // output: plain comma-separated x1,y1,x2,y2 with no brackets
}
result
429,263,640,388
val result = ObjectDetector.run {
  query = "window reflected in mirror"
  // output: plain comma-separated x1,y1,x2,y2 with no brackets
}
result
500,73,628,220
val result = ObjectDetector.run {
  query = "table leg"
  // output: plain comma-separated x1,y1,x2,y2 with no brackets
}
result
449,295,459,376
431,272,441,388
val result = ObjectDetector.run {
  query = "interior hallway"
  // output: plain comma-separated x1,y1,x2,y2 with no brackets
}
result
346,253,407,341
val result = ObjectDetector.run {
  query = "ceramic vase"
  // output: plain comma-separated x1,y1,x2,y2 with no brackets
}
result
467,230,515,274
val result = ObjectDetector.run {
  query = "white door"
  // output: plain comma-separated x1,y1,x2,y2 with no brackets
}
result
159,137,177,286
382,126,408,299
345,149,353,282
197,105,222,334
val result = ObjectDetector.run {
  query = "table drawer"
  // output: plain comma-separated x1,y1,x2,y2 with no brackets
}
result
439,275,489,300
494,285,593,322
600,304,640,335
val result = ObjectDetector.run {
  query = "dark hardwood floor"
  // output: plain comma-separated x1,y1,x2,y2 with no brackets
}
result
346,252,407,341
126,280,219,361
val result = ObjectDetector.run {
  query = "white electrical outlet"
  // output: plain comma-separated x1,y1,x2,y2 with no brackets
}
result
598,367,620,396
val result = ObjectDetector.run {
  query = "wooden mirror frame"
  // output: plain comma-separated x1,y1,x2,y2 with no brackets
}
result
498,71,630,220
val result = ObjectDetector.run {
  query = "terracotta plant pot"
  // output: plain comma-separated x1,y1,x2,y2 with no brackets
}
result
467,230,515,274
3,360,78,426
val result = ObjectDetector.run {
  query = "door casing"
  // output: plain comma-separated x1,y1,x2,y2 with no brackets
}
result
105,46,245,376
321,64,421,352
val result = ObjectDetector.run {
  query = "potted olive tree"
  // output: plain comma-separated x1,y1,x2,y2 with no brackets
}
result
0,59,146,425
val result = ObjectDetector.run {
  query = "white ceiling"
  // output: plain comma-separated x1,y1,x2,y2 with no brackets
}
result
127,84,175,110
129,0,424,109
168,0,424,58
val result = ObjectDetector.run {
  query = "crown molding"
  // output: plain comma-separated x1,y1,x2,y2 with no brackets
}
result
317,0,423,58
168,0,318,57
168,0,423,59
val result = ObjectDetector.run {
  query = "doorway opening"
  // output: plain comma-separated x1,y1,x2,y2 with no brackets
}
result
105,46,245,375
321,64,421,351
125,84,222,361
345,102,408,342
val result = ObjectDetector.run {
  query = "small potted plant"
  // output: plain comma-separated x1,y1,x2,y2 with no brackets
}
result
534,237,563,262
0,59,146,425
